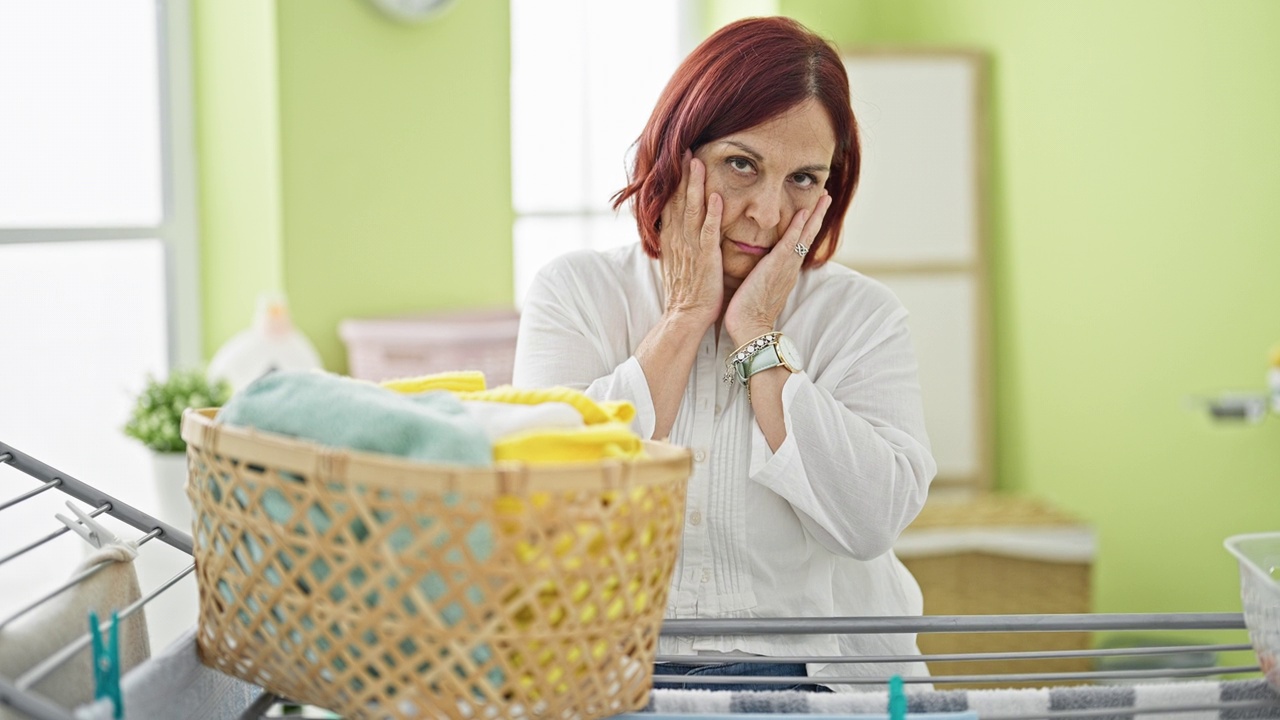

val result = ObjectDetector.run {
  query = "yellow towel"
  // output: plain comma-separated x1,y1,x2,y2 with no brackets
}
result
493,422,644,464
382,373,644,463
454,386,634,426
380,370,487,394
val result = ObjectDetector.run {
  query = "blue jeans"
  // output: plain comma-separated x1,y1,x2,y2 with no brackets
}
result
652,661,834,692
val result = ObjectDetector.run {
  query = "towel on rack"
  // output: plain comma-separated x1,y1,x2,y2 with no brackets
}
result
73,627,261,720
625,679,1280,718
0,545,149,719
217,370,492,466
618,699,977,720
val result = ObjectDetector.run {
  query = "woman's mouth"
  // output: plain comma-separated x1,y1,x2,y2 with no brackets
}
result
729,239,769,256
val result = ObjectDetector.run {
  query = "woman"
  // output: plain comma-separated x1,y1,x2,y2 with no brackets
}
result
512,16,935,691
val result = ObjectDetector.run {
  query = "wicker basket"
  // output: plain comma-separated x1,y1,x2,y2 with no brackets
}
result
180,408,690,720
895,494,1095,688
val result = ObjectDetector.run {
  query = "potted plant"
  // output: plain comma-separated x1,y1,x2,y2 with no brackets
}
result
124,369,231,528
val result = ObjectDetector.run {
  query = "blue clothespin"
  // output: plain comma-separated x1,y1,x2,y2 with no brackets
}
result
90,611,123,719
888,674,907,720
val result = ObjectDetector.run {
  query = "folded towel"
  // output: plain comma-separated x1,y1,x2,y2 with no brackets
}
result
0,545,150,720
382,374,646,464
455,386,635,425
74,628,261,720
494,422,645,464
380,370,487,394
462,400,585,442
217,370,491,466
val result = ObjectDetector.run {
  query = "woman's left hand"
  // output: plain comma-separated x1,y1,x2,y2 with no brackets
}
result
724,192,832,345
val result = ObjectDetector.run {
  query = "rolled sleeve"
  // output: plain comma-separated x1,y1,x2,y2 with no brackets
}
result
748,371,804,478
748,314,936,560
588,355,656,439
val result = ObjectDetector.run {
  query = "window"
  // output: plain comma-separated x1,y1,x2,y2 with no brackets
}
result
509,0,697,305
0,0,199,650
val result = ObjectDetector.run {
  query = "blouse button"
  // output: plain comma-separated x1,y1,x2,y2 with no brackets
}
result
694,449,707,463
689,510,702,526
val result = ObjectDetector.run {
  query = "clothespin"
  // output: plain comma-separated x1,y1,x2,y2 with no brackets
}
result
56,501,126,550
90,611,124,719
888,674,907,720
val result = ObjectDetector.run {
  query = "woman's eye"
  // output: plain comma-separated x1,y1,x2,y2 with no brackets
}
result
727,157,754,173
792,173,818,188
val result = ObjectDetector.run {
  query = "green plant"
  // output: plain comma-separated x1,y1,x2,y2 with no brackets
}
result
124,370,232,453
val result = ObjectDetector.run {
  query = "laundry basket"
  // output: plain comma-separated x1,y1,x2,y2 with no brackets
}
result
180,408,691,720
339,308,520,386
1225,532,1280,691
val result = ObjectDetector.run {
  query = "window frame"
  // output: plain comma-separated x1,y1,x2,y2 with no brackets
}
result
508,1,702,306
0,0,201,369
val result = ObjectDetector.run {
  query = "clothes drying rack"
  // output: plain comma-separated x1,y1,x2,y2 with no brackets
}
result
1,439,1278,720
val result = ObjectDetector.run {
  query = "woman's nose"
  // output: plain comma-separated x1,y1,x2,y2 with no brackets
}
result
743,183,785,231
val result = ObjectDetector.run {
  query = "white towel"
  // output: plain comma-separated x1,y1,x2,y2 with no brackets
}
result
461,400,584,442
1133,680,1220,720
630,680,1279,718
624,690,980,720
74,628,261,720
0,544,149,719
966,686,1051,719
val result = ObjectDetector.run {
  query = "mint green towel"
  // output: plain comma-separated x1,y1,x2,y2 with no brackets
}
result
216,370,491,466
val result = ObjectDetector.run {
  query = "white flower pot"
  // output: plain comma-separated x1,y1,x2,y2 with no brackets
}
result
144,450,199,655
150,451,191,532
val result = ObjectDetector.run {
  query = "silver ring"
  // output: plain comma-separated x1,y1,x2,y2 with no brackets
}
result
794,241,809,258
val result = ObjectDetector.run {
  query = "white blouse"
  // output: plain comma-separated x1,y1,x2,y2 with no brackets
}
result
512,243,937,686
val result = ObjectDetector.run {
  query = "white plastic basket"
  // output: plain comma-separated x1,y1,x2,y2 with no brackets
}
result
338,307,520,385
1224,532,1280,691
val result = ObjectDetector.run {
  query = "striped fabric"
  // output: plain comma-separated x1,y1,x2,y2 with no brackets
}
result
619,679,1280,719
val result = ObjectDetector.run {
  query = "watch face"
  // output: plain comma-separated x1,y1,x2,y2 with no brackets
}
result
777,335,803,372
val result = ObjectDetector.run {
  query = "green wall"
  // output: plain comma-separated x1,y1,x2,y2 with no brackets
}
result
194,0,283,354
196,0,512,371
276,0,513,370
779,0,1280,637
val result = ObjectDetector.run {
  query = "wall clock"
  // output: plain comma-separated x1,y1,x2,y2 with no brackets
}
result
365,0,458,23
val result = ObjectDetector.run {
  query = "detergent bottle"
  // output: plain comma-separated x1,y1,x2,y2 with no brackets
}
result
208,293,323,392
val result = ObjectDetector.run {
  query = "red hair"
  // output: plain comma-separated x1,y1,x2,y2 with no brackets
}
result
613,16,859,268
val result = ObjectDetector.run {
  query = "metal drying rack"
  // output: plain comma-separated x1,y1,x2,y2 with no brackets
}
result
2,439,1277,720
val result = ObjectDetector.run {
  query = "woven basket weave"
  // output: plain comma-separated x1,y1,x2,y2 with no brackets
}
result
899,495,1093,688
180,408,691,720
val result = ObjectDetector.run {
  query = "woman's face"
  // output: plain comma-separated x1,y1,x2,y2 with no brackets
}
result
694,98,837,290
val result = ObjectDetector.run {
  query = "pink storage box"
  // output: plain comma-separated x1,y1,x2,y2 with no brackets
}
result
338,307,520,386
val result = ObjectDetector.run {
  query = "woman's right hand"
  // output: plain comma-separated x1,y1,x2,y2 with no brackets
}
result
658,150,723,330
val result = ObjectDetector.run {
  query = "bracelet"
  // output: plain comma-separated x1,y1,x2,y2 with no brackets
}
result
721,332,779,384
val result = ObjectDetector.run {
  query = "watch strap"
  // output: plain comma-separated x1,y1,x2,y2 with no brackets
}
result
736,342,783,384
723,332,779,384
